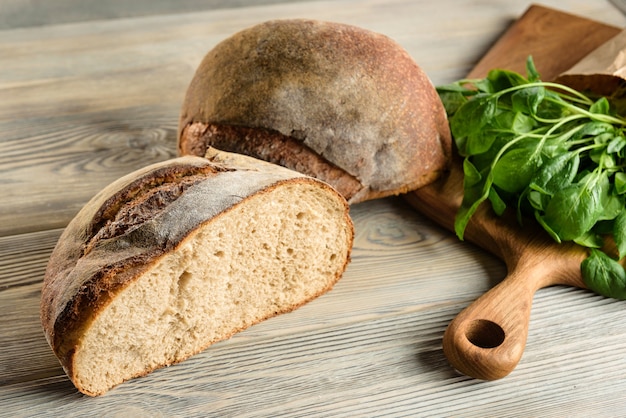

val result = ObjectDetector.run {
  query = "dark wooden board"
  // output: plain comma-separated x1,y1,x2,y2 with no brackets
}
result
468,4,622,80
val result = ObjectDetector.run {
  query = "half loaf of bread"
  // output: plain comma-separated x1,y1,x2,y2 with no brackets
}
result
178,19,452,204
40,149,353,396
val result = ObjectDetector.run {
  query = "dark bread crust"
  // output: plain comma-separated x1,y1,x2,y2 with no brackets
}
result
178,19,452,203
41,153,353,393
180,122,364,201
85,163,227,255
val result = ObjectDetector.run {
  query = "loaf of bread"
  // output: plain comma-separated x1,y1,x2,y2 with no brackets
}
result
40,149,353,396
178,19,452,204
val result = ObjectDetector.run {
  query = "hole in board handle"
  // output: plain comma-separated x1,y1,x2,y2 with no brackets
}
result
465,319,505,349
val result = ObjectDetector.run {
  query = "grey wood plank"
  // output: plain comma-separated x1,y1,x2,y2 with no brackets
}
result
4,288,626,417
0,0,319,29
3,199,626,416
2,0,625,236
3,1,626,416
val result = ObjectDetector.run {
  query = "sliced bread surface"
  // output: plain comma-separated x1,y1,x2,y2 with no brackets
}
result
41,150,353,396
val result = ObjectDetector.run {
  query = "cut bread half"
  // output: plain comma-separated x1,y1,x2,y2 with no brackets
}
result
41,149,353,396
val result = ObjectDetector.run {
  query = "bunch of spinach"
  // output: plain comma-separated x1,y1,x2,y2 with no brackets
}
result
437,56,626,300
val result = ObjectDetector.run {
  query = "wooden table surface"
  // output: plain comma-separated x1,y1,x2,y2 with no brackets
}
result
3,1,626,416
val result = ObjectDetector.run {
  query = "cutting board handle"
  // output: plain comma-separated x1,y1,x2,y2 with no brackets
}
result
407,161,588,380
442,264,540,380
442,239,587,380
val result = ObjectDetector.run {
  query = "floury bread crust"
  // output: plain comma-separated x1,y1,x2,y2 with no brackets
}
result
41,150,353,396
178,19,452,204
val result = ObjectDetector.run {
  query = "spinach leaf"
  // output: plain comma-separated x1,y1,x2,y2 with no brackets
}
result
529,152,579,195
581,249,626,300
487,68,528,91
488,187,507,216
450,95,497,139
492,142,542,193
613,209,626,259
525,55,541,82
540,181,602,242
511,85,545,115
437,90,467,116
590,97,611,115
454,159,491,239
465,130,498,156
607,135,626,154
615,172,626,194
597,175,622,221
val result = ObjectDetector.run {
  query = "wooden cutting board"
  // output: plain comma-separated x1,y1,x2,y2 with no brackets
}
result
405,4,623,380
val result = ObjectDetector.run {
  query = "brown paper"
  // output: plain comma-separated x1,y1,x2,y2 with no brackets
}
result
556,29,626,97
556,30,626,96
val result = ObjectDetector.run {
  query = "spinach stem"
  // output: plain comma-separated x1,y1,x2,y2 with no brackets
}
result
492,81,594,105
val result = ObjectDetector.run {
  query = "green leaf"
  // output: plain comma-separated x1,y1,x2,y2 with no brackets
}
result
613,209,626,259
573,231,603,248
579,121,614,138
616,172,626,194
450,95,497,139
541,181,602,241
541,139,572,159
536,91,566,120
465,130,498,156
472,78,494,94
455,161,493,240
488,188,507,216
455,195,485,241
595,132,615,146
589,97,610,115
597,174,622,221
589,146,608,165
607,135,626,154
487,68,528,92
601,152,617,169
492,144,542,193
511,86,545,115
600,192,623,221
534,210,562,243
462,158,482,187
511,112,536,133
529,153,579,195
437,91,467,116
525,56,541,82
436,82,470,93
528,190,548,211
581,249,626,300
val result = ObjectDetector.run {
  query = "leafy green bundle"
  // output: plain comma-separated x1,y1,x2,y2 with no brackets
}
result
437,57,626,300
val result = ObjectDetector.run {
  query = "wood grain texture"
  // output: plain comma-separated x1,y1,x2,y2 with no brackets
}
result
3,0,626,416
466,4,623,80
0,0,319,29
1,0,624,236
4,201,626,417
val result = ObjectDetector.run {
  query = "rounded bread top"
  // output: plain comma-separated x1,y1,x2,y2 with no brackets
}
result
178,19,451,201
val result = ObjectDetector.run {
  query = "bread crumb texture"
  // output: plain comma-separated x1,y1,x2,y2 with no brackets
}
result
76,180,350,395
